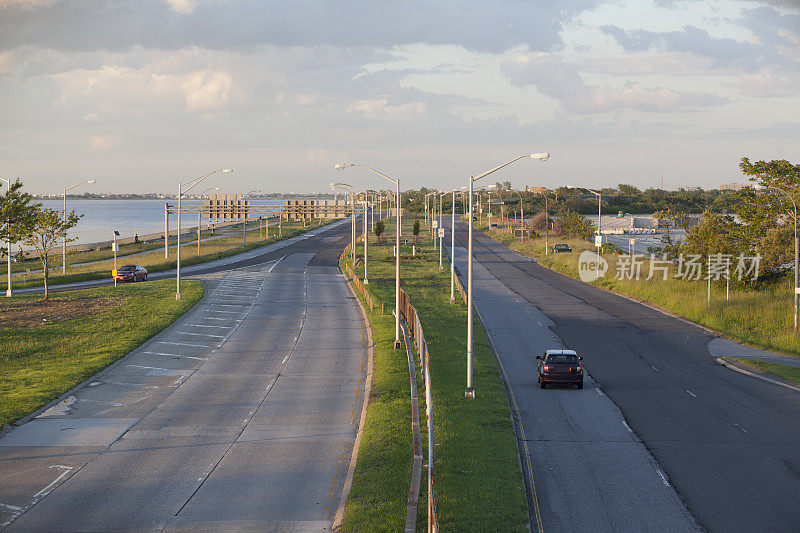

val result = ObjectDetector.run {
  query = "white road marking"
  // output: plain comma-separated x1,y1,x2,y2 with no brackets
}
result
156,341,213,348
656,469,670,487
34,466,73,497
129,364,171,371
176,332,225,338
142,351,206,361
101,379,160,389
77,398,123,407
207,304,249,308
202,310,240,314
0,503,22,511
595,387,604,397
201,316,242,322
282,354,290,365
185,324,232,329
686,389,697,398
621,420,633,433
651,365,659,372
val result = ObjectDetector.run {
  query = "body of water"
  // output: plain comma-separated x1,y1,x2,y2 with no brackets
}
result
34,199,285,248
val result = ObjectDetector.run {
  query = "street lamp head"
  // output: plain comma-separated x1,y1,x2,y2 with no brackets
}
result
334,163,350,171
529,152,550,160
87,180,96,184
222,169,234,173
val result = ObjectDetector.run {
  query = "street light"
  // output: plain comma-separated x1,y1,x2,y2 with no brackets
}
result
568,186,602,280
198,186,221,254
332,182,369,284
762,186,799,330
466,153,549,398
176,169,233,300
62,179,96,273
331,183,357,266
336,162,402,349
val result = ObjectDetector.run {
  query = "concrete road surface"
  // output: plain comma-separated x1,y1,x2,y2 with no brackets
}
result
0,224,367,531
447,220,800,533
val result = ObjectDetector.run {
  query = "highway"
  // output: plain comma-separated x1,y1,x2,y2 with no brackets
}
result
0,220,368,531
448,221,800,532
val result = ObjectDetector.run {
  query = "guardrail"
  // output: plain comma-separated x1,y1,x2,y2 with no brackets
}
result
340,243,438,531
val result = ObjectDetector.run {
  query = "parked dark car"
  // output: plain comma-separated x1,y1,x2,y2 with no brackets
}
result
114,264,148,282
552,244,572,253
537,349,583,389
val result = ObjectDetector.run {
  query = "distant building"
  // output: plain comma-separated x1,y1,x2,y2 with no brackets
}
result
526,186,548,194
719,183,748,191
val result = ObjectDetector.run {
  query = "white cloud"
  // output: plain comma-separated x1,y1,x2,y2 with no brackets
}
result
85,134,120,152
180,70,233,111
164,0,197,14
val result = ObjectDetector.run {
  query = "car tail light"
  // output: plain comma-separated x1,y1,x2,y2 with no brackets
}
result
576,365,582,372
542,365,550,372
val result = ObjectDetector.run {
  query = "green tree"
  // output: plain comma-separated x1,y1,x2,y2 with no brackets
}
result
0,178,37,261
19,206,82,300
412,218,421,245
374,219,385,244
555,209,594,240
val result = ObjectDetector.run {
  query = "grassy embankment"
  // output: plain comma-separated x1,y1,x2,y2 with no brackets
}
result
484,226,800,357
0,279,203,427
4,219,327,289
730,359,800,387
340,217,528,532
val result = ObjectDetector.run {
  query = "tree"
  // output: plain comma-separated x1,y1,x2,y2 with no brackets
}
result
0,178,37,261
554,209,594,240
412,218,421,244
19,206,82,300
374,219,385,244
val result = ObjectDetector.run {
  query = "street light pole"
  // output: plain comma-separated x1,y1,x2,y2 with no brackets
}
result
0,178,12,297
62,179,96,273
466,153,550,398
336,163,402,349
176,169,233,300
569,186,602,279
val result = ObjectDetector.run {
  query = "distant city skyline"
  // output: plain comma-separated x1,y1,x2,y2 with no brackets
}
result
1,0,798,195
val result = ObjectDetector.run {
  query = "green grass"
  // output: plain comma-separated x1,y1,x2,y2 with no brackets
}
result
0,279,203,427
730,359,800,387
4,219,331,289
341,217,528,531
485,228,800,357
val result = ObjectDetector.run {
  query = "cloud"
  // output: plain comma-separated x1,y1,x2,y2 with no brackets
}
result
501,54,725,113
0,0,601,54
180,70,233,111
85,134,120,151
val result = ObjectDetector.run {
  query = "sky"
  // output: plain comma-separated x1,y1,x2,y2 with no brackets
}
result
1,0,799,195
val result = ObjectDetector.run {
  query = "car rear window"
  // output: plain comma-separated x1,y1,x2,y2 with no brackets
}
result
546,354,578,364
119,265,135,271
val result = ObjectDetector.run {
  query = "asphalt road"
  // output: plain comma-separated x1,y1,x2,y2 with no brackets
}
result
448,221,800,532
0,220,368,531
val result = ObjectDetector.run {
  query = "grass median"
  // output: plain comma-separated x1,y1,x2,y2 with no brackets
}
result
484,227,800,357
0,279,203,427
340,217,528,531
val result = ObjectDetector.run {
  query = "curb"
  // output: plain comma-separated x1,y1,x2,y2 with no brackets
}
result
331,269,375,532
714,357,800,394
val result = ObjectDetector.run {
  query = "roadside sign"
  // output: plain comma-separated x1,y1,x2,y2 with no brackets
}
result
595,235,603,247
795,287,800,295
111,242,119,252
111,269,117,277
438,228,445,238
432,220,438,229
629,238,635,245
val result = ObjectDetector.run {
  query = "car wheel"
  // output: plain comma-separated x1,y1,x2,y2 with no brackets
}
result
577,382,583,390
540,381,546,389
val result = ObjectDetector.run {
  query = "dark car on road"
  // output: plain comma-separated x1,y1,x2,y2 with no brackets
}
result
537,349,583,389
114,264,148,282
552,244,572,253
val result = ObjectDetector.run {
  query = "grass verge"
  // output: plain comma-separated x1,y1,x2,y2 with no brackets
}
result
730,358,800,387
0,279,203,427
485,228,800,357
341,217,528,531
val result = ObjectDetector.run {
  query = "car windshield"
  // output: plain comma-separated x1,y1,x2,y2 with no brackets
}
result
118,265,135,272
546,354,578,364
555,245,568,249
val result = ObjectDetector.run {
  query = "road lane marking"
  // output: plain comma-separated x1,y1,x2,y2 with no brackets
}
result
651,365,659,372
621,420,633,433
185,324,232,328
656,469,670,487
34,465,74,497
142,351,206,361
200,316,242,321
202,310,240,314
0,503,22,511
686,389,697,398
595,387,604,397
176,331,225,338
156,341,213,348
